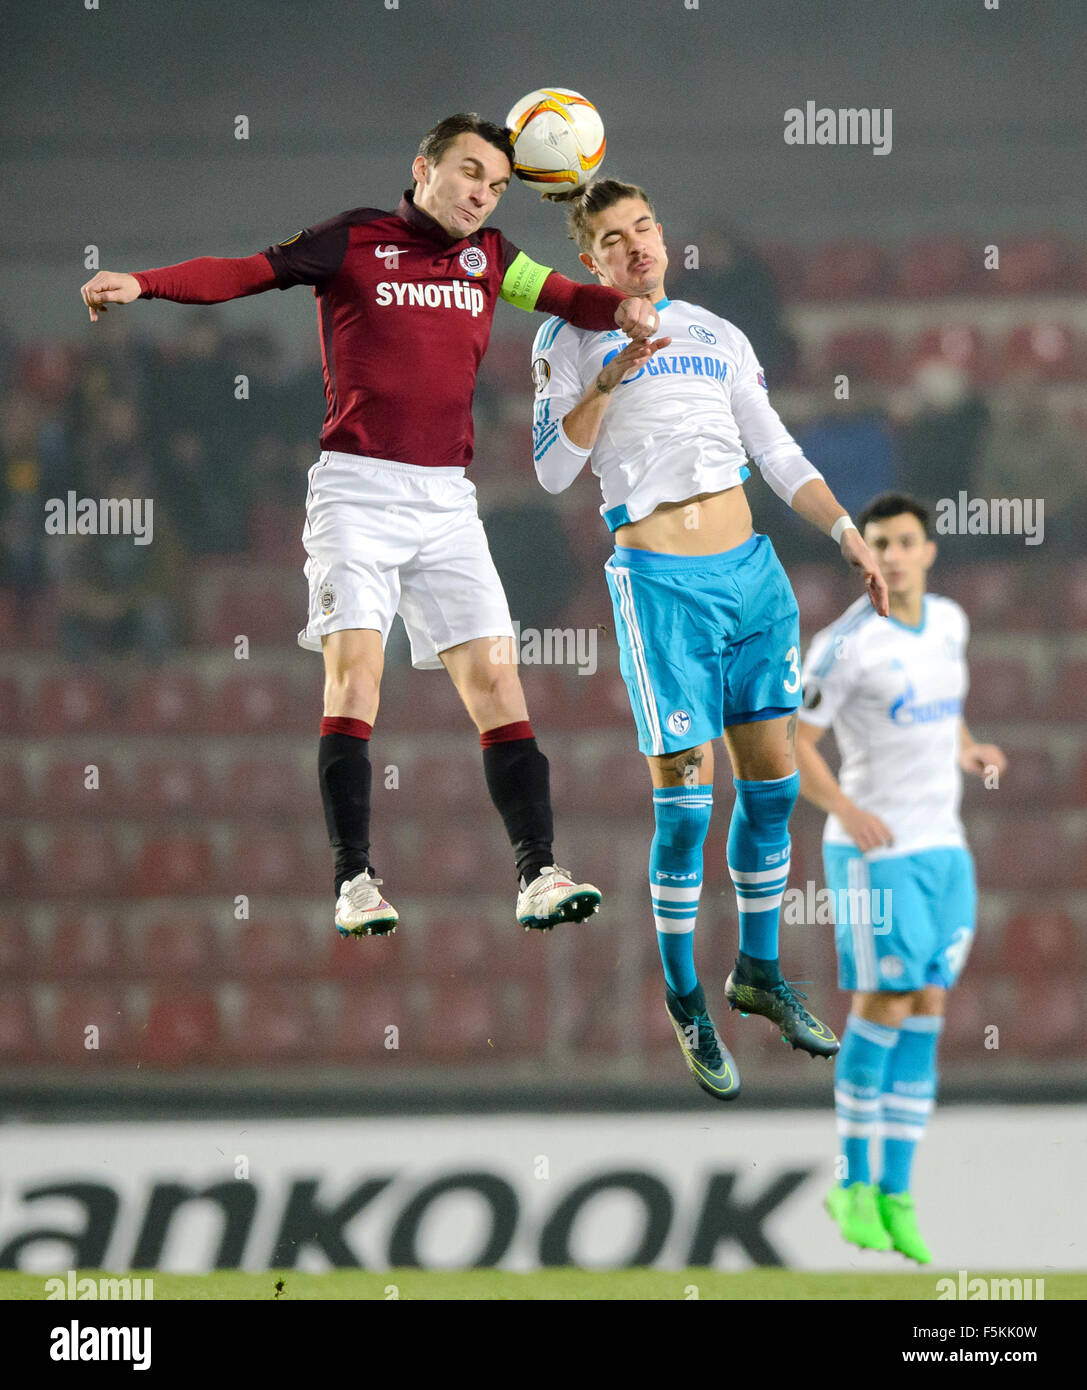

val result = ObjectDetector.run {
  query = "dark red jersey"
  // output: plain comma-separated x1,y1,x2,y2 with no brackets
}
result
134,191,625,469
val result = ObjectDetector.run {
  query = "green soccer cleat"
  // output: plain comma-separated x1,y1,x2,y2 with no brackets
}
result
825,1182,893,1251
665,982,741,1102
724,969,840,1058
877,1190,933,1263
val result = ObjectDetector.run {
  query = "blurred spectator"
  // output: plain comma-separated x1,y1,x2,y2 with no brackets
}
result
669,226,797,382
893,359,989,524
796,381,897,519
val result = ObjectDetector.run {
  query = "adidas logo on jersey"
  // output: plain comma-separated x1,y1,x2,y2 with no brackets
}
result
375,280,485,317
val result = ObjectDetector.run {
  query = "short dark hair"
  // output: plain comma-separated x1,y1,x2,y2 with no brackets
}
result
857,492,931,537
416,114,514,171
546,178,656,253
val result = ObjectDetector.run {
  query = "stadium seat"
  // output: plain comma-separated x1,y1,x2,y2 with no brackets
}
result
991,236,1071,295
209,672,302,734
800,242,889,301
383,669,471,732
908,325,987,380
218,756,313,819
981,818,1078,891
138,917,219,978
46,913,126,979
756,241,805,299
230,918,316,981
822,329,900,382
197,579,296,648
937,561,1026,629
1065,561,1087,630
1047,658,1087,721
0,754,27,811
318,922,404,982
962,737,1058,808
419,981,504,1061
130,757,212,815
139,991,224,1067
51,987,131,1062
0,914,32,977
0,676,22,734
961,656,1033,722
422,912,508,979
997,908,1082,978
247,499,306,565
232,985,319,1062
1000,324,1080,381
130,833,215,896
790,564,846,634
938,978,989,1061
32,671,111,733
895,237,977,298
40,827,124,898
39,756,124,814
230,830,310,895
397,750,490,813
404,821,511,892
331,981,411,1058
1002,978,1083,1058
0,832,32,897
126,670,207,733
0,991,40,1063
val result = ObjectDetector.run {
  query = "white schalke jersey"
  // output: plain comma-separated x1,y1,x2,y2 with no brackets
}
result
531,298,818,529
799,594,970,857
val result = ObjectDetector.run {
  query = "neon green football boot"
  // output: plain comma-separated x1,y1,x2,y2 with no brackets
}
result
825,1182,893,1251
877,1190,933,1263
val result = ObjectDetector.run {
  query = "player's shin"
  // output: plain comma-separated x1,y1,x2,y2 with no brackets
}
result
318,716,374,894
880,1015,942,1193
480,721,554,885
835,1014,899,1186
651,785,713,996
727,770,800,984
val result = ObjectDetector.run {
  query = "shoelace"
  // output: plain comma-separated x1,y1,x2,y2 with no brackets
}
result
769,979,818,1026
343,873,384,904
692,1013,724,1069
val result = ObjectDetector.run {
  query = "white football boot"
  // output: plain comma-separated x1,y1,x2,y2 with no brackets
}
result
335,870,399,937
516,865,602,931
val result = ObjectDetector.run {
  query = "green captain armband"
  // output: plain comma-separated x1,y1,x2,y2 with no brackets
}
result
499,251,553,311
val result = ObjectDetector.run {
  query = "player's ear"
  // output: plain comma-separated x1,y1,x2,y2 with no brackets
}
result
579,250,598,276
410,154,429,186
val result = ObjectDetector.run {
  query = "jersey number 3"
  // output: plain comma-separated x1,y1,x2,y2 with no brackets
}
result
783,646,801,694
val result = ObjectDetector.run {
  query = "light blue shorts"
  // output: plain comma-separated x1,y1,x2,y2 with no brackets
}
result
823,844,977,992
604,532,801,756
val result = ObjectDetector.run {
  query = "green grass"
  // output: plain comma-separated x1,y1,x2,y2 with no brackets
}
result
2,1269,1083,1301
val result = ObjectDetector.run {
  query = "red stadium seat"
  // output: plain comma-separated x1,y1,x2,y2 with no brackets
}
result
397,750,490,814
895,238,977,298
908,325,987,380
992,236,1071,295
997,909,1082,978
980,818,1079,892
0,676,23,734
1047,658,1087,720
39,756,124,814
247,499,306,565
0,914,32,976
230,919,316,980
140,991,224,1066
938,978,989,1061
756,241,805,300
800,242,889,301
32,671,111,733
0,754,27,811
130,833,215,896
51,986,131,1062
231,830,310,894
318,924,404,982
423,912,507,979
937,561,1025,629
962,656,1033,722
126,670,207,733
0,832,32,897
419,981,504,1061
1002,978,1084,1058
405,822,511,893
790,564,847,634
0,991,40,1063
383,669,471,732
1000,324,1080,381
331,981,411,1058
962,737,1058,809
130,757,212,816
197,579,296,648
40,827,124,898
46,913,126,979
138,917,219,978
232,985,319,1062
822,329,900,383
218,756,313,819
210,671,306,734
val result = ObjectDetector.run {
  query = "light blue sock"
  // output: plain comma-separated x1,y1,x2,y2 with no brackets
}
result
880,1015,942,1195
727,771,799,963
835,1013,900,1187
651,784,712,997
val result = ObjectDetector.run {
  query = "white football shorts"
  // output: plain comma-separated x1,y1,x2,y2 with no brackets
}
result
297,451,515,670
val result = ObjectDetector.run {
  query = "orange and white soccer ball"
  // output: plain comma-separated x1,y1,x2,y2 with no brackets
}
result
505,87,606,193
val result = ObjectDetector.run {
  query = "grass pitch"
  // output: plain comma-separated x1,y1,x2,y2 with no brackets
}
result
2,1269,1083,1300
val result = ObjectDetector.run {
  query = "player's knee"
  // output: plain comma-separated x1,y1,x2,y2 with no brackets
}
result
652,790,713,852
734,769,800,831
323,665,380,719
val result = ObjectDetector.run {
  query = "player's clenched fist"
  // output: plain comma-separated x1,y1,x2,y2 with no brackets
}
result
80,271,142,322
614,296,660,342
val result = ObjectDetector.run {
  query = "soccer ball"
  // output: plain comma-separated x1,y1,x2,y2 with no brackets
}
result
505,88,606,193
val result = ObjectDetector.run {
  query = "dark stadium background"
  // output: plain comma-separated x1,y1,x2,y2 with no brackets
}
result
1,0,1084,1279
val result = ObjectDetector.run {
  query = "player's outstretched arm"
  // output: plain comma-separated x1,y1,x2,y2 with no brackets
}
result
959,720,1008,778
80,254,277,323
790,479,890,617
796,721,894,850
